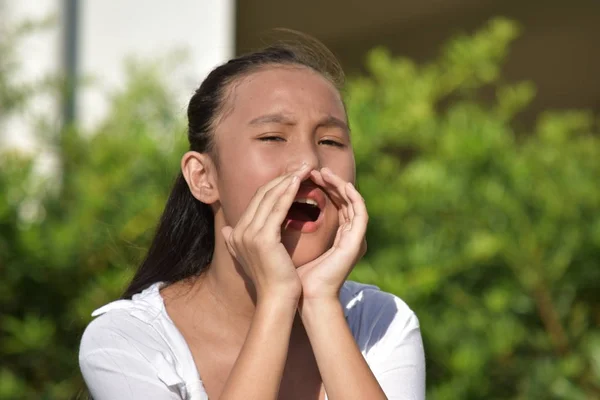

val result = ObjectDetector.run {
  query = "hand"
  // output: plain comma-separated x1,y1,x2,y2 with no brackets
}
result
296,167,368,305
221,164,312,302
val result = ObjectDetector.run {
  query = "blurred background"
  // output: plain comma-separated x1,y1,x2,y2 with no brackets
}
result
1,0,599,399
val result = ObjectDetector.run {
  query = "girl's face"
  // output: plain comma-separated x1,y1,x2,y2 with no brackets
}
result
213,66,355,266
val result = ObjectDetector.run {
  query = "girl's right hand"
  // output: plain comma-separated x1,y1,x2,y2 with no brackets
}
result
221,163,311,302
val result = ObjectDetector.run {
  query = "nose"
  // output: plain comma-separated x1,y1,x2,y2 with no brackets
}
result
285,143,320,174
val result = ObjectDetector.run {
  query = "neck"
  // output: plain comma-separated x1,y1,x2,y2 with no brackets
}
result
219,243,312,324
200,240,258,321
159,241,257,346
164,211,311,342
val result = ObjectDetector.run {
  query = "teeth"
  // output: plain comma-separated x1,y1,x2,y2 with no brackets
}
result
294,198,318,207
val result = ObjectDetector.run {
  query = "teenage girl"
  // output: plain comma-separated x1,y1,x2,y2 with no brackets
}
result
79,39,425,400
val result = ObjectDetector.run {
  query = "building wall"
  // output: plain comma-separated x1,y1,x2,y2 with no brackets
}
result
236,0,600,122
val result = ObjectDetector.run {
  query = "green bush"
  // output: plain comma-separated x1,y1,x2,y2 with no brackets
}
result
348,18,600,399
1,17,598,399
1,23,186,398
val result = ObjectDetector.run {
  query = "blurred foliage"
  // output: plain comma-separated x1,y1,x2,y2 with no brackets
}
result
1,17,599,399
0,20,186,399
348,18,600,399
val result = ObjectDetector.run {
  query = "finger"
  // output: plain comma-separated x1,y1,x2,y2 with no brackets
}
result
338,208,346,227
332,224,344,248
321,168,352,220
221,226,237,258
252,164,312,230
330,183,367,256
309,169,326,187
262,174,304,232
244,175,296,235
345,182,368,235
237,163,309,229
312,170,348,222
236,174,289,230
310,169,343,208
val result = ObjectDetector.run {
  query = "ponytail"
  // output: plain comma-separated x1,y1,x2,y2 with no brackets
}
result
122,173,214,298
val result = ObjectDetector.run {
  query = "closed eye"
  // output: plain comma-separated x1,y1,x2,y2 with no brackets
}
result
319,139,345,148
258,136,286,142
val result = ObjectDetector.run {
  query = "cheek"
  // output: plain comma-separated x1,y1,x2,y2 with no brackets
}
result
321,151,356,183
219,174,258,226
217,151,282,226
285,216,338,266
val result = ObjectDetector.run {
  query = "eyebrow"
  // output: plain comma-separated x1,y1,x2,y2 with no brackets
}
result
248,113,350,133
318,115,350,134
249,113,297,126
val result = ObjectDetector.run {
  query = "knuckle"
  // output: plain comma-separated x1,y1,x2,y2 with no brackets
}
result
232,229,244,245
251,232,263,246
254,185,267,198
263,185,280,200
227,233,237,249
255,228,275,244
242,230,255,245
254,227,268,241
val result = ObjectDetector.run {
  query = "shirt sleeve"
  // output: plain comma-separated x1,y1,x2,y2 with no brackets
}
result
373,309,425,400
79,311,185,400
352,289,426,400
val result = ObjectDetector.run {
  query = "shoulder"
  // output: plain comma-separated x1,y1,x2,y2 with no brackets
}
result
340,281,426,399
340,280,421,355
78,283,192,392
340,280,420,329
79,306,166,360
78,283,206,398
79,283,169,360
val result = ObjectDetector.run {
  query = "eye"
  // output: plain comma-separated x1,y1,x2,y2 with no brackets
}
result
258,136,286,142
319,139,345,148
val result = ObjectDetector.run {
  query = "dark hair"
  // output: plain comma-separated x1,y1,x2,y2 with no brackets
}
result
122,35,345,299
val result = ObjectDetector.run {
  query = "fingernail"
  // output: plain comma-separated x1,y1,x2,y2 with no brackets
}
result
300,162,309,169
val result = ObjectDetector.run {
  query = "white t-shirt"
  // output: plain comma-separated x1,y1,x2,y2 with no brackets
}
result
79,280,425,400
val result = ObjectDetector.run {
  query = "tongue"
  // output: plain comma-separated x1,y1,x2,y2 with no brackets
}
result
286,203,319,222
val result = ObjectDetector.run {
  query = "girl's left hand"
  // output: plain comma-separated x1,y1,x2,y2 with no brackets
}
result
296,167,368,304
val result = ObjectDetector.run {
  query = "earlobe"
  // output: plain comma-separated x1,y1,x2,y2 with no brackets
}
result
181,151,219,204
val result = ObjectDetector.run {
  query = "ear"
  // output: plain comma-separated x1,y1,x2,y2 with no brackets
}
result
181,151,219,204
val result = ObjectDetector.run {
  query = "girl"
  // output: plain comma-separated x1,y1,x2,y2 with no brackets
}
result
79,38,425,400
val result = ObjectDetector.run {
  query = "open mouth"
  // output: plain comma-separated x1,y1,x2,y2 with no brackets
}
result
286,198,321,222
282,178,327,233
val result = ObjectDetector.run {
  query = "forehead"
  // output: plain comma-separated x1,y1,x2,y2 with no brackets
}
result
219,66,346,126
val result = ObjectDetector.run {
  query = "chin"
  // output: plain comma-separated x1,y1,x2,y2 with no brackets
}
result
282,230,335,267
290,251,322,267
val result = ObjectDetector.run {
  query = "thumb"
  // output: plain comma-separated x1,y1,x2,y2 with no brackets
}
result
221,226,237,258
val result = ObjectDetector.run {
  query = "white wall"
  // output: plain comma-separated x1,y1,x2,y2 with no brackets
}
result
1,0,235,149
1,0,61,150
80,0,235,130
